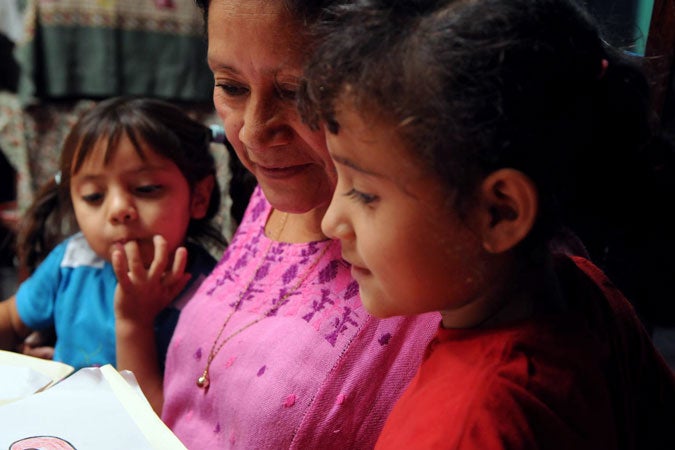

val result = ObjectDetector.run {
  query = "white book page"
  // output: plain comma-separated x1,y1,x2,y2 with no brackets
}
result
0,350,74,404
0,365,186,450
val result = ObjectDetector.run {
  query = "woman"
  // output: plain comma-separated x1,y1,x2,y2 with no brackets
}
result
156,1,439,448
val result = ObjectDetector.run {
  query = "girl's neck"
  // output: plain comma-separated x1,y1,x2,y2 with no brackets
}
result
265,207,329,243
441,252,564,329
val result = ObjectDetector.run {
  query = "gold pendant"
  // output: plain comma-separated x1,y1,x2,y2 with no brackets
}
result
197,371,210,389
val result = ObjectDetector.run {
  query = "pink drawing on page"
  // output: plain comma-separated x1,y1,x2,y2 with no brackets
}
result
10,436,76,450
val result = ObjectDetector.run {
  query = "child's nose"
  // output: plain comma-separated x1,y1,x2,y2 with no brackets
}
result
321,194,353,241
109,195,138,224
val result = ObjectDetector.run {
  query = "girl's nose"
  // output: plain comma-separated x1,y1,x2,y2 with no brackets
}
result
239,95,292,150
321,192,353,241
109,195,138,224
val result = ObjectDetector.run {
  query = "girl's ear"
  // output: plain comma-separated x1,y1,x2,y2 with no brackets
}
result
478,168,538,253
190,175,215,219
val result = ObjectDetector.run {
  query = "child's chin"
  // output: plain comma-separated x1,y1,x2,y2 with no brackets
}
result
362,300,396,319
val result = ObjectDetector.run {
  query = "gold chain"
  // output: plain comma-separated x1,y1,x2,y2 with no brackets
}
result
196,211,331,390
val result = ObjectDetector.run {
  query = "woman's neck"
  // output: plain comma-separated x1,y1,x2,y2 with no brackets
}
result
266,207,329,243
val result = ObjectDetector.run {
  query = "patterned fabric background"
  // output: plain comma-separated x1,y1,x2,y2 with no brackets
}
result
16,0,212,102
0,1,234,258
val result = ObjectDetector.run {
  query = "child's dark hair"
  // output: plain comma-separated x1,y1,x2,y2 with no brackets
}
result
17,96,226,273
299,0,675,325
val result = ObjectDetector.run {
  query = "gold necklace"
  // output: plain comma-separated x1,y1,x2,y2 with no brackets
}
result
196,212,331,390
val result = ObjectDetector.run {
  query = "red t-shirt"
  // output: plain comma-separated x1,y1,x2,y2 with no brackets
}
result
376,256,675,450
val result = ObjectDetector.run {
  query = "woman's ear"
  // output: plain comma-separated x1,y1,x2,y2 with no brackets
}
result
478,168,538,253
190,175,215,219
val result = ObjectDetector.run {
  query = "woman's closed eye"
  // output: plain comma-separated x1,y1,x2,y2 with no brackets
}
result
344,188,378,205
275,83,298,101
215,82,249,97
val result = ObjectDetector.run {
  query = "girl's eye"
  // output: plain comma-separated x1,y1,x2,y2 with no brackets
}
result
81,193,103,204
135,184,163,195
344,188,378,205
215,82,249,97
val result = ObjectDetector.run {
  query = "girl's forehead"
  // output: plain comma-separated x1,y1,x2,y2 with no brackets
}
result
72,132,146,171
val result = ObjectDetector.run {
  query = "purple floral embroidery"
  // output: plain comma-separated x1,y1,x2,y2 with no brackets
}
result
319,259,340,283
325,307,359,346
344,281,359,300
213,422,221,433
378,333,392,346
250,196,267,222
233,254,249,271
206,271,235,296
270,242,287,259
257,365,266,376
302,289,335,322
255,261,271,281
194,348,203,360
282,263,298,285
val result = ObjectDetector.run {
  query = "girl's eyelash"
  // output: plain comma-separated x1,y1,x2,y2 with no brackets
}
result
82,193,103,203
344,188,378,204
136,184,162,194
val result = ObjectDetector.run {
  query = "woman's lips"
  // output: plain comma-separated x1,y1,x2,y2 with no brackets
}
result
256,163,312,179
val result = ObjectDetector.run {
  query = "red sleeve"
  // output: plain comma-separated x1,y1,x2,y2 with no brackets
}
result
572,256,675,450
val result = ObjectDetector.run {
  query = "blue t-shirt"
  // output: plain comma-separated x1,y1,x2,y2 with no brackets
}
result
15,232,216,370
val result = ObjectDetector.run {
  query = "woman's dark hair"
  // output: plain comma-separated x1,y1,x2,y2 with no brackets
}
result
194,0,338,28
17,96,226,273
299,0,675,326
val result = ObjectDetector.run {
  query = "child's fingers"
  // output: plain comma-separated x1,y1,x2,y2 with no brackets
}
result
171,246,188,277
111,247,133,291
165,273,192,302
160,246,189,294
124,240,145,278
148,235,170,279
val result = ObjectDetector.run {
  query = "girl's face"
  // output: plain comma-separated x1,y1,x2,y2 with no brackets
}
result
207,0,336,214
70,134,205,267
321,106,493,321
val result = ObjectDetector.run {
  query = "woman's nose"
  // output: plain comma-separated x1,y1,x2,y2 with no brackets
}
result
108,194,138,224
239,95,292,149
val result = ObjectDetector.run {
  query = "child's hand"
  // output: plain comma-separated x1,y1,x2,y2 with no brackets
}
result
112,235,191,327
19,329,56,360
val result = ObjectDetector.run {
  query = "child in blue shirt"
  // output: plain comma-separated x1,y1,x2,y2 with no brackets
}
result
0,96,226,379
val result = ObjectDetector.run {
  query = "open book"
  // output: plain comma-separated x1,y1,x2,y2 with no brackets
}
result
0,350,186,449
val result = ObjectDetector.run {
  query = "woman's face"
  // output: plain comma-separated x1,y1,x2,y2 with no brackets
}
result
207,0,336,214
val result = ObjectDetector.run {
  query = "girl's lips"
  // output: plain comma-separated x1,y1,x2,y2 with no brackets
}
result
350,264,370,281
344,257,369,276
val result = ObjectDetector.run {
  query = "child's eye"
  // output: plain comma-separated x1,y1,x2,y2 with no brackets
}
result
81,193,103,204
135,184,163,195
215,82,249,97
344,188,378,205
